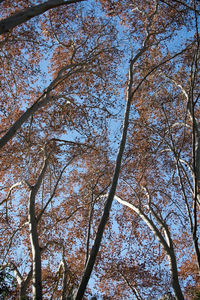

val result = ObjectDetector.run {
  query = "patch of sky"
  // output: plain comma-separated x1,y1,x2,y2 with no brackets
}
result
1,1,197,297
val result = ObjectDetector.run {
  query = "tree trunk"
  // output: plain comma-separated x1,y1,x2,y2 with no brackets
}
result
193,234,200,274
74,58,135,300
168,252,184,300
28,190,42,300
115,196,185,300
28,158,48,299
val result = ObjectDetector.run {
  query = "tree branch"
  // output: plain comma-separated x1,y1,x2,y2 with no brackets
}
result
0,0,85,34
115,194,184,299
36,157,75,222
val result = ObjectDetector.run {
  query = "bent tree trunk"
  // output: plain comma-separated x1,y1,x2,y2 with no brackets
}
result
114,196,184,300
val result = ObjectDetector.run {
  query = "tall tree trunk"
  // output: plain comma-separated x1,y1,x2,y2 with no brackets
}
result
28,191,42,300
28,157,49,300
74,57,136,300
61,259,68,300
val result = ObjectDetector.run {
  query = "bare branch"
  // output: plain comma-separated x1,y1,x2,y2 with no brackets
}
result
117,267,143,300
0,181,23,206
37,157,75,222
160,0,200,14
114,194,184,299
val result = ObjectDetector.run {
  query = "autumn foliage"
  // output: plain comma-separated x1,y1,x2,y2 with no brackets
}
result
0,0,200,299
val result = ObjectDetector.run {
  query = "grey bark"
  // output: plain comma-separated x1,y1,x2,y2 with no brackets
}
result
85,193,94,266
28,157,49,300
0,0,85,34
167,251,184,300
161,61,200,274
148,202,184,300
187,45,200,272
115,196,184,300
0,54,102,150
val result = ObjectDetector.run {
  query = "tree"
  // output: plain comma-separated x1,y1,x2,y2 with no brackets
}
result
0,0,199,299
112,15,200,297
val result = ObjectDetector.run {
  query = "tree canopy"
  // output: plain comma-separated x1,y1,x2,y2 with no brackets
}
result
0,0,199,299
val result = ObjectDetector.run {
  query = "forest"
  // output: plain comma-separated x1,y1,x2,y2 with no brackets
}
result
0,0,199,299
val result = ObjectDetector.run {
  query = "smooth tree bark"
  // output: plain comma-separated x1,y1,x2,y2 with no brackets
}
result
27,155,49,300
1,157,77,298
1,44,194,300
115,194,184,300
188,37,200,275
60,259,68,300
1,0,199,298
18,269,32,300
0,0,85,34
74,27,154,296
28,156,75,299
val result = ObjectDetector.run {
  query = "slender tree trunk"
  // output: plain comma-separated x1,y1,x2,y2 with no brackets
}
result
27,157,48,299
74,58,135,300
19,285,29,300
9,261,32,299
28,190,42,300
61,259,68,300
73,44,188,300
19,278,32,300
